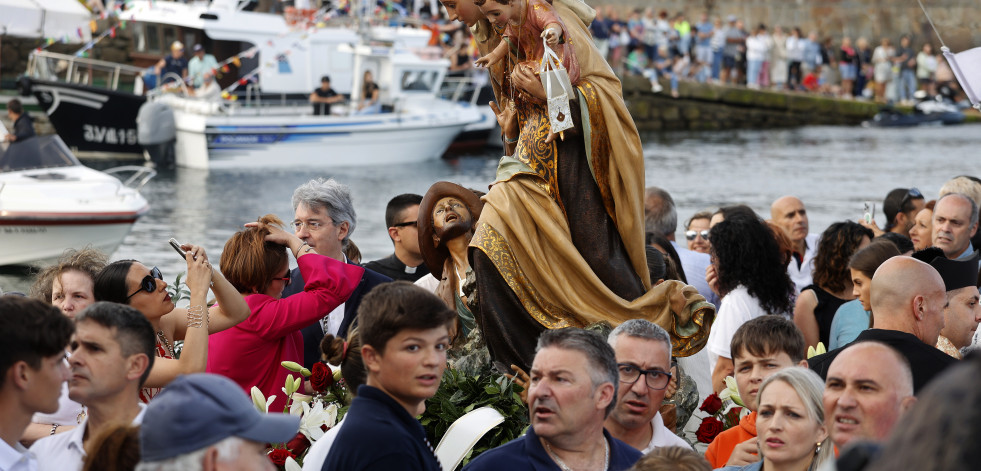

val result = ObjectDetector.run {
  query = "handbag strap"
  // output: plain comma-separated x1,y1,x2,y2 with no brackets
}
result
540,38,570,96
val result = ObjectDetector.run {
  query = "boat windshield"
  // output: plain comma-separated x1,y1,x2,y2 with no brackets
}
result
0,135,83,173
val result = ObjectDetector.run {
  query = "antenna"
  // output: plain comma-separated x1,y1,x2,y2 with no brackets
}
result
917,0,946,49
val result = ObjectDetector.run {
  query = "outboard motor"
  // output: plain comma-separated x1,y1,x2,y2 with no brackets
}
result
137,101,177,169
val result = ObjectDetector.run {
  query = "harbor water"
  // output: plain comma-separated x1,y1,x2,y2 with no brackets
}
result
1,124,978,293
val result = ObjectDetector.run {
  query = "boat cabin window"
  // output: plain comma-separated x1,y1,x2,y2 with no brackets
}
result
400,70,440,93
0,136,82,173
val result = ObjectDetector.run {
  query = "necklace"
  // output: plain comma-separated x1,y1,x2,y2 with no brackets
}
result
544,439,609,471
156,330,175,358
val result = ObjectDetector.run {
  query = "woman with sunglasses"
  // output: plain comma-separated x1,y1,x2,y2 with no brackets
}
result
685,211,713,254
94,243,250,403
208,215,363,411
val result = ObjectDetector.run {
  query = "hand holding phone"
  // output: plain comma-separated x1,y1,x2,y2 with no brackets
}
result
863,201,875,224
169,238,190,260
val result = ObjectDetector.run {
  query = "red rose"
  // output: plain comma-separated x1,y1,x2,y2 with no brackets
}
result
310,362,333,393
695,417,725,443
268,448,295,466
699,393,723,415
286,432,311,456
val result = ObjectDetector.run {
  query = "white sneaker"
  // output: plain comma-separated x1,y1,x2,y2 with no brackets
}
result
652,82,664,93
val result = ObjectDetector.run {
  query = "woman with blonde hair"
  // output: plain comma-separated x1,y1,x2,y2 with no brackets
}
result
207,215,363,411
722,367,831,471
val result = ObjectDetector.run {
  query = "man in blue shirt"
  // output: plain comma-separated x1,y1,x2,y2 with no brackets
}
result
154,41,188,86
464,328,641,471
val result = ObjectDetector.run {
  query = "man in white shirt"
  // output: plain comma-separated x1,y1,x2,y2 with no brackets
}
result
605,319,691,454
0,297,74,471
30,303,155,471
770,195,819,292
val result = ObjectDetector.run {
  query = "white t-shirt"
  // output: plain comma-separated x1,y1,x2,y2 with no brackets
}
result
0,439,36,471
30,404,146,471
32,380,83,427
788,234,820,293
706,286,790,373
640,411,692,454
301,416,345,471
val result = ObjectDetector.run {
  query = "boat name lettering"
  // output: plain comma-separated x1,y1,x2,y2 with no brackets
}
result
3,227,48,234
83,125,138,145
211,134,280,145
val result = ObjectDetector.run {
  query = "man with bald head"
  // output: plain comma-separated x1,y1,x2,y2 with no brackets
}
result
932,193,979,260
823,341,916,449
770,196,819,292
808,256,957,393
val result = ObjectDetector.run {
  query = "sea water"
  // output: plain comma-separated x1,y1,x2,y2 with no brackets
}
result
1,124,978,293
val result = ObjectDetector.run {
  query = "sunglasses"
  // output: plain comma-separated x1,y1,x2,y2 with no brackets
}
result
685,230,710,241
392,220,417,228
899,187,923,211
126,266,163,300
272,270,292,287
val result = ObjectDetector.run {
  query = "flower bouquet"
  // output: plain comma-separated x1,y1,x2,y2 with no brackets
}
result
685,376,748,451
251,361,350,470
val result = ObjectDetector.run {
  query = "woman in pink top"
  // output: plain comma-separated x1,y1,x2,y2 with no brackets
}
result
209,215,362,411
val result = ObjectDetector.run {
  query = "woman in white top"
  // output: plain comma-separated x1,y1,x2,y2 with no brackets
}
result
705,214,795,393
872,37,895,102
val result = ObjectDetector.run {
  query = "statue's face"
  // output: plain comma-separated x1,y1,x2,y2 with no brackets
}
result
432,196,473,243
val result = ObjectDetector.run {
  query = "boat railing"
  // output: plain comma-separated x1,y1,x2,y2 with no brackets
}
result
439,74,485,106
102,165,157,194
26,50,146,93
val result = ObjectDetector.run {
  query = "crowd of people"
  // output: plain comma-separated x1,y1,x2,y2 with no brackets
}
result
2,172,981,471
581,6,964,104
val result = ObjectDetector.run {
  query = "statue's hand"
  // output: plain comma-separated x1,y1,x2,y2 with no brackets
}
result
506,364,530,404
489,101,518,139
512,63,546,102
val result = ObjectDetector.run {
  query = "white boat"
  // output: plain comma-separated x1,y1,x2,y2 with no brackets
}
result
146,41,484,169
0,125,154,267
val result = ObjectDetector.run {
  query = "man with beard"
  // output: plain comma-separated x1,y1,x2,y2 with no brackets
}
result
605,320,690,453
463,328,641,471
415,182,483,340
911,247,981,358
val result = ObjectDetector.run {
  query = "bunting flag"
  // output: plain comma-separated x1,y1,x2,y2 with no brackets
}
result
231,57,241,67
90,21,98,33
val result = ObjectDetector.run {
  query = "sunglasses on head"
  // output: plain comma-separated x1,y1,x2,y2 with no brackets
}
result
900,187,923,211
126,266,163,300
685,230,710,241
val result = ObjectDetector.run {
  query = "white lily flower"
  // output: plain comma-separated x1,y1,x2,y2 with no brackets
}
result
718,376,744,407
299,401,338,442
807,342,827,359
285,456,302,471
289,392,313,416
251,387,276,413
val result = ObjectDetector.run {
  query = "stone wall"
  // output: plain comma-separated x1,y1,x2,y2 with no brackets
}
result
596,0,979,52
622,75,887,130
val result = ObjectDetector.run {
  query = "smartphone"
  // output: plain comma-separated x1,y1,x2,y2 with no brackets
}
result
863,201,875,224
168,238,188,260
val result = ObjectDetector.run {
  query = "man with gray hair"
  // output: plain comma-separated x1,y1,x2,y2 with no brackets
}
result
136,373,299,471
644,187,716,307
464,328,641,470
605,320,691,453
282,178,390,367
932,192,979,261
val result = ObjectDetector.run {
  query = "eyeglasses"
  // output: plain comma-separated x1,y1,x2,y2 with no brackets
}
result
685,230,710,241
292,218,334,232
899,187,923,212
126,266,163,300
392,220,417,229
617,363,672,390
272,270,292,287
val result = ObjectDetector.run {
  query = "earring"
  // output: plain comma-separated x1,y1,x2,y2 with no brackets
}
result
815,441,823,455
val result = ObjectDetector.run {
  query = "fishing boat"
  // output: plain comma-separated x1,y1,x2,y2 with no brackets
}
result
18,0,445,160
0,124,154,267
145,42,483,169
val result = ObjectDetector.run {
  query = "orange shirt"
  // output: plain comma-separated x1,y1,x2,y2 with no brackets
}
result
705,411,757,468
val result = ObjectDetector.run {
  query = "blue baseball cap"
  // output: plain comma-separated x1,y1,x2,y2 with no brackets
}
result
140,373,300,462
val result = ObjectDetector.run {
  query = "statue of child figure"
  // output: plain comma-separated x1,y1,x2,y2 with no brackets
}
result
473,0,580,86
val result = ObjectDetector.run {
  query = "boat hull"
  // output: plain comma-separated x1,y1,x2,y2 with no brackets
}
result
24,78,147,157
172,106,479,169
0,219,140,267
